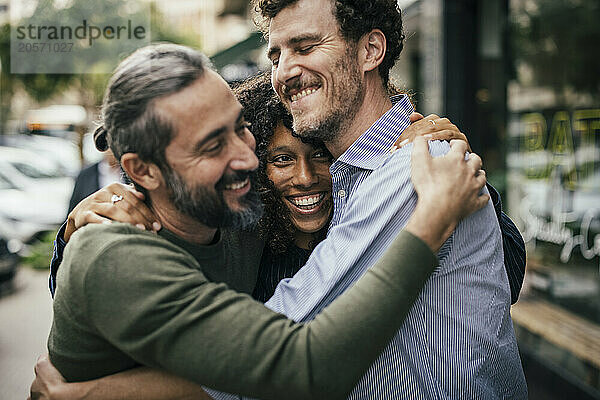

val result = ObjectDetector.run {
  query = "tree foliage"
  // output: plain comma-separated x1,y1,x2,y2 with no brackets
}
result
0,0,202,128
511,0,600,100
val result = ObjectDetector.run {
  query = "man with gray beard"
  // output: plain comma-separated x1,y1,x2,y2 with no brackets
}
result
37,42,490,400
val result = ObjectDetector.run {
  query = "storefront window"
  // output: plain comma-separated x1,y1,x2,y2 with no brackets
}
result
507,0,600,393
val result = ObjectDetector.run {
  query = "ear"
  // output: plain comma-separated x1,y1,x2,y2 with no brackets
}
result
120,153,163,191
359,29,386,73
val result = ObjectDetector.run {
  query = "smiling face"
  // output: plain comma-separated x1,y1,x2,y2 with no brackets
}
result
266,122,333,236
268,0,364,142
160,71,263,228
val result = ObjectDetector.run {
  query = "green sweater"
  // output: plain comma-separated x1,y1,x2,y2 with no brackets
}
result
48,222,436,400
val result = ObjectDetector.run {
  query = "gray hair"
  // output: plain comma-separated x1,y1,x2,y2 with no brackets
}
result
97,43,212,172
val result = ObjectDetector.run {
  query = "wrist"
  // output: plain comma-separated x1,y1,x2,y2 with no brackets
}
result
405,200,456,252
56,381,94,400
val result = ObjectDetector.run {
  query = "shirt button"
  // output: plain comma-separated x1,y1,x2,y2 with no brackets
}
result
338,189,346,198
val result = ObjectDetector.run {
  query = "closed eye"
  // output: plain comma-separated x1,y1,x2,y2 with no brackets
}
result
204,140,223,153
298,44,315,54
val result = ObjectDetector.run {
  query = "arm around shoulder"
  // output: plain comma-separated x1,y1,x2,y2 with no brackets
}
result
61,225,436,400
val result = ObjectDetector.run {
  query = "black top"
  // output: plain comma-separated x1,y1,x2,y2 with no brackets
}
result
252,244,312,302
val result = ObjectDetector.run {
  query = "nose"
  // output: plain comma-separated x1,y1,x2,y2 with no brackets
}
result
274,51,301,89
292,158,319,188
229,130,258,172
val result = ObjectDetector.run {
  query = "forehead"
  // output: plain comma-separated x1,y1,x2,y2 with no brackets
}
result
156,70,241,141
268,122,318,152
268,0,338,48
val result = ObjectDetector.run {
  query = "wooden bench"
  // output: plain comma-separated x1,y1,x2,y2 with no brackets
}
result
511,297,600,389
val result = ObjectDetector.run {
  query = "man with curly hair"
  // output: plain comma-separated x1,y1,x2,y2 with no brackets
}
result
30,1,527,398
239,0,528,398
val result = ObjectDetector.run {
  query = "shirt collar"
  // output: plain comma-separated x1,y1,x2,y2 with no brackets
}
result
333,94,414,172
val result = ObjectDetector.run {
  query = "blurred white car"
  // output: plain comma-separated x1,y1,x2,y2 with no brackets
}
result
0,146,74,244
0,134,103,177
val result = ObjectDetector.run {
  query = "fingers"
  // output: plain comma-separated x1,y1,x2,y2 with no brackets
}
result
427,118,455,132
34,354,49,375
423,117,461,137
466,152,483,173
77,203,155,231
409,112,424,123
106,186,156,229
449,139,469,157
464,168,488,215
72,210,113,230
410,135,431,163
70,183,160,232
114,195,157,230
397,114,462,148
96,183,134,201
475,193,491,210
424,114,440,121
95,183,146,206
425,129,470,151
475,169,487,189
132,189,145,200
30,355,47,400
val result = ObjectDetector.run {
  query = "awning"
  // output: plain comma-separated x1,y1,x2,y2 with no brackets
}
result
210,31,266,70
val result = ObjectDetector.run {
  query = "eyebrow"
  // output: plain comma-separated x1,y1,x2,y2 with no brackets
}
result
268,145,295,154
193,110,244,152
267,33,322,59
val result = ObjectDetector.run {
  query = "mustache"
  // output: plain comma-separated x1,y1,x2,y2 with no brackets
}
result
215,170,256,190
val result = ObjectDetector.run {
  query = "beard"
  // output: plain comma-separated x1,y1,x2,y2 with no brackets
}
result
290,46,365,143
164,168,263,230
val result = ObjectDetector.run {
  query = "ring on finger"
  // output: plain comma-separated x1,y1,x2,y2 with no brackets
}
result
111,194,124,204
429,119,436,126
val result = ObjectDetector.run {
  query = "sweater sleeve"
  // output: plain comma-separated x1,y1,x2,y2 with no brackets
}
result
83,230,436,400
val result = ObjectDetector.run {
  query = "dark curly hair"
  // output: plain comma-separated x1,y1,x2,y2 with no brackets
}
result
233,72,331,253
253,0,405,85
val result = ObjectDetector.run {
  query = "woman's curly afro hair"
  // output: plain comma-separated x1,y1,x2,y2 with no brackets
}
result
233,72,331,253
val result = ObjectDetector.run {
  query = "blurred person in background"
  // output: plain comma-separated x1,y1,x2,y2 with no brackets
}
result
67,149,122,214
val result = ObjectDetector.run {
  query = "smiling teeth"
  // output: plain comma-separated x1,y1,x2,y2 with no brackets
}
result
225,178,249,190
290,194,324,207
291,88,317,102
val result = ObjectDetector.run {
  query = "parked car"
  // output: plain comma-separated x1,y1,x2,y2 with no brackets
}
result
0,146,73,246
0,146,74,199
0,134,81,177
0,133,103,178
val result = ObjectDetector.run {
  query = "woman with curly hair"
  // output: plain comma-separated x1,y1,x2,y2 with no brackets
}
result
37,67,525,399
233,72,334,301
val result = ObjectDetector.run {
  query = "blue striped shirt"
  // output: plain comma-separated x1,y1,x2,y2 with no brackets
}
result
49,93,527,398
262,95,527,399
